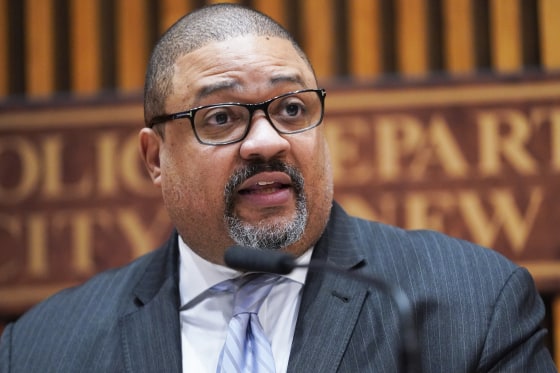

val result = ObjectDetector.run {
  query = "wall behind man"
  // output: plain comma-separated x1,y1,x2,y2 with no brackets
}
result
1,0,560,98
1,0,559,363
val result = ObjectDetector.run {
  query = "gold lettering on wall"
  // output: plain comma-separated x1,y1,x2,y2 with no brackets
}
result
117,206,170,257
0,131,157,204
0,214,22,282
42,135,93,199
95,132,158,197
0,125,170,286
405,190,457,232
53,210,96,275
477,109,539,176
0,137,40,204
27,213,49,278
327,117,376,186
0,206,171,283
2,81,560,310
335,194,397,224
407,115,469,179
459,187,544,253
339,186,545,255
375,114,424,181
96,132,120,197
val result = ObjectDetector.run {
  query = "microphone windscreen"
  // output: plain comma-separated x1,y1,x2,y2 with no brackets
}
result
224,245,296,274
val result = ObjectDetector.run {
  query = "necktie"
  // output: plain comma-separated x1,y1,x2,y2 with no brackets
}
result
217,273,279,373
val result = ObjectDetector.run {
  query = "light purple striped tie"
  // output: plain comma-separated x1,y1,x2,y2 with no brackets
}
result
217,273,279,373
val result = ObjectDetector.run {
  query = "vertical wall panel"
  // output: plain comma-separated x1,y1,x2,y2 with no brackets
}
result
158,0,192,35
490,0,522,72
25,0,56,96
0,0,7,95
396,0,429,76
442,0,475,74
301,0,336,78
0,0,560,99
253,0,287,28
538,0,560,70
69,0,101,94
554,296,560,364
207,0,241,4
348,0,382,79
115,0,150,92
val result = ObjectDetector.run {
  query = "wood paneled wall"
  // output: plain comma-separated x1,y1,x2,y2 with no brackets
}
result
1,0,560,99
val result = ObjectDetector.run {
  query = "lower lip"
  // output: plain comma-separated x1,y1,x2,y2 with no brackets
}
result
238,186,293,207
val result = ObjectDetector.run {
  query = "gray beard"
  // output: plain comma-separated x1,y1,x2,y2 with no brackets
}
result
223,161,308,251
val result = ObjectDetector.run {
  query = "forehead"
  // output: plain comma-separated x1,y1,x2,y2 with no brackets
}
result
168,35,316,106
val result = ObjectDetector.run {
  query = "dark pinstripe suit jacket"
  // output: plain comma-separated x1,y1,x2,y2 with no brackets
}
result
0,202,556,372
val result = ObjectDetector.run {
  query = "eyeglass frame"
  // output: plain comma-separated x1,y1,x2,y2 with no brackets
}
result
147,88,327,146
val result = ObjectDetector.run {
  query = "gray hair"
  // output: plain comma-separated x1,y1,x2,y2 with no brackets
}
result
144,3,314,128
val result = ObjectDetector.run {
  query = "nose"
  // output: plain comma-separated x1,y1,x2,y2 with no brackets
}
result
238,111,290,161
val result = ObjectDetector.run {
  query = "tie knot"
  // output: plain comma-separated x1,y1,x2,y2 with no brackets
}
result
232,273,279,315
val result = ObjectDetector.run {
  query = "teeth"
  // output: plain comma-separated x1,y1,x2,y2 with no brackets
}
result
257,181,274,186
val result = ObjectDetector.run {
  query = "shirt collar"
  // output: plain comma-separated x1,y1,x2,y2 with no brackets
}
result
178,236,312,308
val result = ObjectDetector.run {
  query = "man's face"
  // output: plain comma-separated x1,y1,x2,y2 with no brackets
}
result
140,35,333,264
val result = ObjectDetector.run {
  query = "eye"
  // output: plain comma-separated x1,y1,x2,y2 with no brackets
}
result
285,102,302,116
278,98,306,118
212,111,230,125
199,106,243,128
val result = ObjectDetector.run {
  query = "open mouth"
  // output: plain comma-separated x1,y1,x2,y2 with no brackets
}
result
235,171,294,206
239,180,291,195
237,171,293,194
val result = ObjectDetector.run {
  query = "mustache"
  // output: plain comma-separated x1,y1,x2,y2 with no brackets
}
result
223,159,309,250
224,160,304,202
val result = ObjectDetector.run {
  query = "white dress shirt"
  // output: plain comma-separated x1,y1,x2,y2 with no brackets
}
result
178,237,311,373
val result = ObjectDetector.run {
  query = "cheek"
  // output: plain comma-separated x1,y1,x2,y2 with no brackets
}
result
160,146,231,212
159,143,194,205
160,161,189,210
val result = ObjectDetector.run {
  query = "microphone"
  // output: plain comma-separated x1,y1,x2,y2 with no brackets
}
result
224,245,297,274
224,245,421,373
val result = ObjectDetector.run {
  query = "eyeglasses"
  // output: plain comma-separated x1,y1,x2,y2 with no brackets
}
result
148,88,326,145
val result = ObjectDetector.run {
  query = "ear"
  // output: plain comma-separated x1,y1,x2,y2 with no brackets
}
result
139,128,162,186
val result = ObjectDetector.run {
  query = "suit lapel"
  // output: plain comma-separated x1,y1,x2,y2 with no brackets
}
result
119,233,182,373
116,204,369,372
288,270,368,372
288,203,370,372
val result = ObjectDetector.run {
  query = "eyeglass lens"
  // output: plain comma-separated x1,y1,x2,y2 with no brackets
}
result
193,90,322,144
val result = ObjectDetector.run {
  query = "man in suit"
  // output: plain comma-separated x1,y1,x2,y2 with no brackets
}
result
0,3,557,372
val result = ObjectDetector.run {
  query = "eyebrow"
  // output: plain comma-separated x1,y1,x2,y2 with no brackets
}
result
269,74,306,87
196,80,241,101
195,74,307,102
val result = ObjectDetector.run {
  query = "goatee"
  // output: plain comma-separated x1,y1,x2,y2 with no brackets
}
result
223,160,307,250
